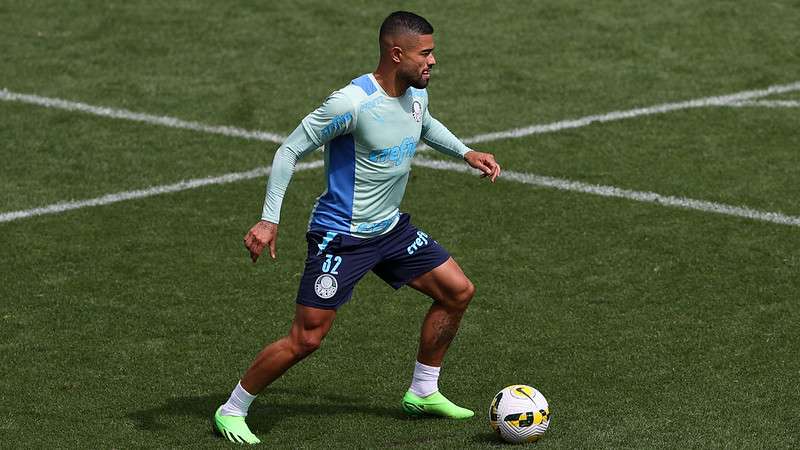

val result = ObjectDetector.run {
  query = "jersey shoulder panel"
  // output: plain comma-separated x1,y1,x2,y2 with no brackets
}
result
350,73,379,96
302,88,361,146
337,83,371,108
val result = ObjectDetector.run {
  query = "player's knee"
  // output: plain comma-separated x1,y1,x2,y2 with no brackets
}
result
461,280,476,304
450,279,475,310
291,333,324,358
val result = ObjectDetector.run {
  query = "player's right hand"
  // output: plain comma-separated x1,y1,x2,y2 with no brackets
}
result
244,220,279,263
464,150,501,183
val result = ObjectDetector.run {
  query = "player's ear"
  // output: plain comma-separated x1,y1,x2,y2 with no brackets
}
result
391,46,403,63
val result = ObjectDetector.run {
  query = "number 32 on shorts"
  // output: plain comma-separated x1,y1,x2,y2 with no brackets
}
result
321,254,342,275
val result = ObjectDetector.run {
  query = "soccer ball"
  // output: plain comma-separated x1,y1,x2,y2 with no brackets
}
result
489,385,551,444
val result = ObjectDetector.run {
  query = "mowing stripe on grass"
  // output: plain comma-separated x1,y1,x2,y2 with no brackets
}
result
412,158,800,227
0,89,285,143
461,81,800,144
0,161,324,223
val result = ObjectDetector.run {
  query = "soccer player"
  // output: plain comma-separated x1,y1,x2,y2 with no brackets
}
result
214,11,501,444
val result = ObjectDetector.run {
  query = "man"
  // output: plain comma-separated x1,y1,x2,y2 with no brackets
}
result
214,11,501,444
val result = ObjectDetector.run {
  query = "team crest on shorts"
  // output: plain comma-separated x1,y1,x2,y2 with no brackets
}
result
411,100,422,122
314,274,338,299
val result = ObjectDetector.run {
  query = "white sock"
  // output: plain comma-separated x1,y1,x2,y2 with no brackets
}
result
220,381,257,417
409,361,440,397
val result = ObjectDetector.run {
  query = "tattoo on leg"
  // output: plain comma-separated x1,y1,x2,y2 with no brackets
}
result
433,314,462,348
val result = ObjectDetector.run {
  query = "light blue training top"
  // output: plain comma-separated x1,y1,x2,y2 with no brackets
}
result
261,73,471,238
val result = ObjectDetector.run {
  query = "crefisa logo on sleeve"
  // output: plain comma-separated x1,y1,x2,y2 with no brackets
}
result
321,112,353,138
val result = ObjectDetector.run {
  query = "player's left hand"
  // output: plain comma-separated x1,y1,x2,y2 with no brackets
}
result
464,150,501,182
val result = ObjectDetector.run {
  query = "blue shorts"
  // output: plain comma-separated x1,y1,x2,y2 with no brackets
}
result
296,214,450,310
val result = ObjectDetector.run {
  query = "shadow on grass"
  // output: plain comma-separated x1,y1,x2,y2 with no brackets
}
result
382,431,508,448
472,431,506,446
128,388,405,434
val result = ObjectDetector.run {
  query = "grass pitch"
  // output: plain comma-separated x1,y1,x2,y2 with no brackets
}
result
2,1,800,448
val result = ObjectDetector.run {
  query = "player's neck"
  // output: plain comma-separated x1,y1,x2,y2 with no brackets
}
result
372,70,409,97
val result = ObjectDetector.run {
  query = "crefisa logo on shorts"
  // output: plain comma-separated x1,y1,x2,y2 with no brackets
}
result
406,230,430,255
314,274,338,299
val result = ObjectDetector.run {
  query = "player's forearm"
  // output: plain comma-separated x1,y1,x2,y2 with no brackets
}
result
260,146,297,222
260,125,318,222
421,116,471,159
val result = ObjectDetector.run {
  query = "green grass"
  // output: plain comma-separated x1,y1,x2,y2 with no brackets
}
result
484,106,800,215
2,0,800,448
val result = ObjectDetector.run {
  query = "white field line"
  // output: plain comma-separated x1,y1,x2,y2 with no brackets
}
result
0,161,324,223
2,81,800,224
461,81,800,144
726,100,800,108
0,89,285,143
412,158,800,227
5,154,798,227
3,81,799,147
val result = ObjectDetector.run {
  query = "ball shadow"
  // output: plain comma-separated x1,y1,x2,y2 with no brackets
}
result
472,431,508,446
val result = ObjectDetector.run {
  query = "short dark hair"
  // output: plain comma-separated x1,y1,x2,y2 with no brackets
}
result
379,11,434,40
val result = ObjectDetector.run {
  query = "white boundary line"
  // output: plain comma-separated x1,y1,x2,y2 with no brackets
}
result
412,158,800,227
3,81,799,146
726,100,800,108
461,81,800,144
0,89,285,143
0,161,323,223
4,155,799,228
2,81,800,225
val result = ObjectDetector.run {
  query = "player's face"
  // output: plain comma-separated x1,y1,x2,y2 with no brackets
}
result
399,34,436,89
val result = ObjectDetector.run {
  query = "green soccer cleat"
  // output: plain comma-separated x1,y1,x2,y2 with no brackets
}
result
213,406,262,445
402,391,475,419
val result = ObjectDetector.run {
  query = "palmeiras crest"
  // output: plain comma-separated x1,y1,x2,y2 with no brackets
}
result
314,274,338,298
411,99,423,122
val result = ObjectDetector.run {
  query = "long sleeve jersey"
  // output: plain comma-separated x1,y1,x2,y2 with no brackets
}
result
261,73,471,238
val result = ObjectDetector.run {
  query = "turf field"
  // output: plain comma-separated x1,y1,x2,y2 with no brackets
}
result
2,0,799,447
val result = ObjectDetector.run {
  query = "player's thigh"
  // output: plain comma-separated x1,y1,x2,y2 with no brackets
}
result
408,257,475,309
